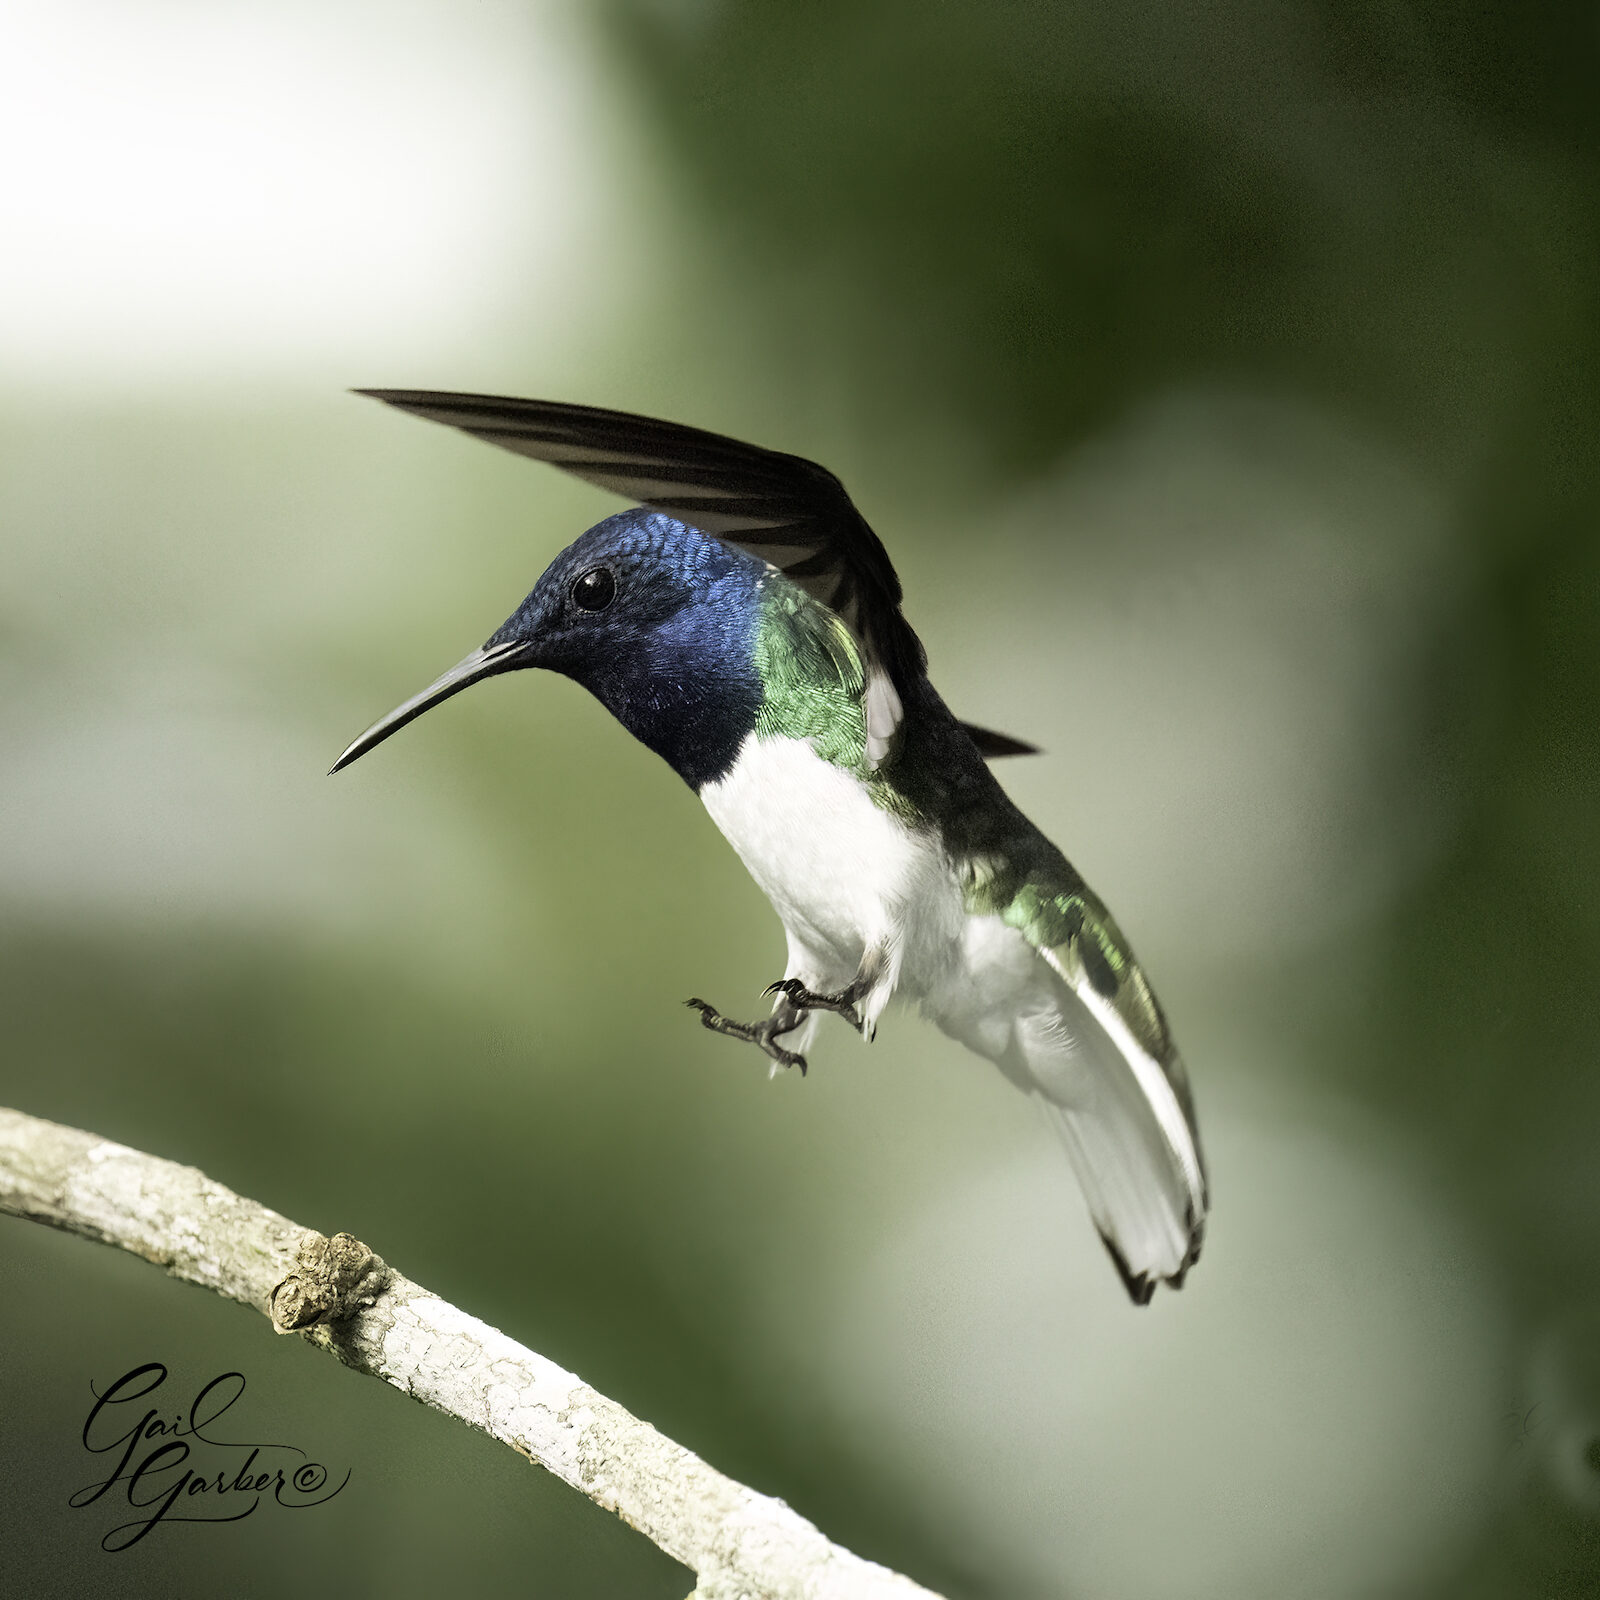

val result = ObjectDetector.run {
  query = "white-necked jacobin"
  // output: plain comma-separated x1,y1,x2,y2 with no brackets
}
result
333,392,1207,1303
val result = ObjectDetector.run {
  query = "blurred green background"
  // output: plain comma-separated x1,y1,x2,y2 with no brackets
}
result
2,0,1597,1595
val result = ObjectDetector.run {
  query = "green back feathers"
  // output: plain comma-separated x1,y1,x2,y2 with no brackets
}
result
749,579,928,828
1036,894,1173,1069
963,852,1175,1070
751,580,870,772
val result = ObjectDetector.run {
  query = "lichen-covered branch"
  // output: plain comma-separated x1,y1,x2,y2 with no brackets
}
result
0,1107,941,1600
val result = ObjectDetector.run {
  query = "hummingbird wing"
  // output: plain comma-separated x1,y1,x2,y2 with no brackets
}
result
958,723,1039,758
1023,892,1207,1302
355,389,1021,766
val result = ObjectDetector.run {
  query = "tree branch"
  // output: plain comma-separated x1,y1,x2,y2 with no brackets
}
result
0,1107,942,1600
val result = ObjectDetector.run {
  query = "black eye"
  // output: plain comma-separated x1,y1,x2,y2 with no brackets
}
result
571,567,615,612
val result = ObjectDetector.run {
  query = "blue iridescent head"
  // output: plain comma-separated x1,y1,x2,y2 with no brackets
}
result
331,510,768,788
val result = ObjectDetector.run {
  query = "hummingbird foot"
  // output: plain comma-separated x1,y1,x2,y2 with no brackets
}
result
761,977,866,1034
684,998,808,1075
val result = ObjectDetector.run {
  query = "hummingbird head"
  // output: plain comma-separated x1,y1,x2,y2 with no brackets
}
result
331,509,769,788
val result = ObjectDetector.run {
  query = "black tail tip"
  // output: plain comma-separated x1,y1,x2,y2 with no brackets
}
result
1098,1228,1205,1305
1099,1233,1158,1307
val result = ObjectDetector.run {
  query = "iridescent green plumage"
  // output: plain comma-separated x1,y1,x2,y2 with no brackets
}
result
751,582,869,771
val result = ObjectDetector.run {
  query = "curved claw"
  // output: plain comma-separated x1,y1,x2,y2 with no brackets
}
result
684,998,808,1075
761,977,865,1034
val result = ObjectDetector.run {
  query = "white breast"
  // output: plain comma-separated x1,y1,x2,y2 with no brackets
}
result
700,734,961,1016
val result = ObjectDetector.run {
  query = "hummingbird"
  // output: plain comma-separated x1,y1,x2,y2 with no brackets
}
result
333,391,1207,1303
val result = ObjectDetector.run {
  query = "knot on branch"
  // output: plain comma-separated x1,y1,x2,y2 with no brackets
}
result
270,1230,390,1333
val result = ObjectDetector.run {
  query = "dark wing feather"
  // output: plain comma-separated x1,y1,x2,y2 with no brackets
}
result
960,722,1039,758
356,389,925,762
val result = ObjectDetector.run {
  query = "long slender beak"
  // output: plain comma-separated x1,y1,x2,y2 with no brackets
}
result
330,639,530,774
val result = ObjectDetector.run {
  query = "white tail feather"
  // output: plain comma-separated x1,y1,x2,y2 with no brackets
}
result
1024,961,1207,1301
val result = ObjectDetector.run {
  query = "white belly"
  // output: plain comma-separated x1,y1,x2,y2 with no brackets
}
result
700,734,961,1010
700,733,1065,1066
